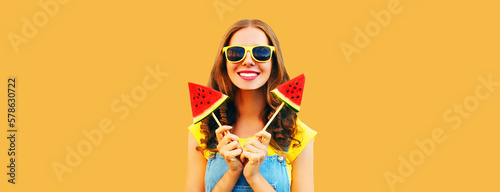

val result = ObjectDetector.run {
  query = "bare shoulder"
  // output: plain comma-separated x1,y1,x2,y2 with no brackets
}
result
185,132,207,192
291,138,315,192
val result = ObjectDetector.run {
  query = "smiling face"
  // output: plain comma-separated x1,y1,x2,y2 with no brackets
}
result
226,27,272,90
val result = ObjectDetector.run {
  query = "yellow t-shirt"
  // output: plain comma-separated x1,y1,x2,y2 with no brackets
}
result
187,118,317,182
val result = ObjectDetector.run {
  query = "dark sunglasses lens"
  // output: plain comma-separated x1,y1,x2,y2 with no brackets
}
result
252,46,272,61
226,47,245,62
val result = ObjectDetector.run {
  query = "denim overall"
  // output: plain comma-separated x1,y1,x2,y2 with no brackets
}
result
205,153,290,192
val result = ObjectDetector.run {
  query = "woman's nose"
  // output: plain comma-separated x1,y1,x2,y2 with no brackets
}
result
241,51,255,66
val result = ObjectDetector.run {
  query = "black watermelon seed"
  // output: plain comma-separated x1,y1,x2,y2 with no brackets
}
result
291,96,294,99
203,96,205,98
294,86,296,89
195,104,198,107
198,88,201,91
197,96,199,99
198,93,200,96
193,96,195,100
299,88,302,91
287,89,289,93
291,90,294,93
296,82,298,85
202,89,205,92
289,85,291,87
297,96,300,98
207,101,210,104
200,102,203,104
209,92,211,94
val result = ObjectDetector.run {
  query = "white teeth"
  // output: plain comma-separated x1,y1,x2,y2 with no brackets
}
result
239,73,258,77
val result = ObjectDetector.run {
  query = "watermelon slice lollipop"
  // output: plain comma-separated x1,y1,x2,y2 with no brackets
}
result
271,74,305,112
188,83,228,124
262,74,305,131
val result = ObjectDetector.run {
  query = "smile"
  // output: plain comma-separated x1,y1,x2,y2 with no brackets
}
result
237,71,260,80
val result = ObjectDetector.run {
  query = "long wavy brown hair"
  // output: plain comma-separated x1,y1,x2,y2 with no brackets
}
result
196,19,301,157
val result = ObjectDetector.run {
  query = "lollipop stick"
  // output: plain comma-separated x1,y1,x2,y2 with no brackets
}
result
212,112,230,136
212,112,222,127
262,102,285,131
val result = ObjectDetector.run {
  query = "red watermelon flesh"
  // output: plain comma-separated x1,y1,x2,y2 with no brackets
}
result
271,74,305,112
188,83,228,124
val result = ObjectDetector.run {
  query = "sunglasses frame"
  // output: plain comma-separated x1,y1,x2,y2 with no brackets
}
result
222,45,275,63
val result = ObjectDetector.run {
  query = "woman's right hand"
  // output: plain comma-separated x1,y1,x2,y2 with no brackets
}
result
216,126,243,172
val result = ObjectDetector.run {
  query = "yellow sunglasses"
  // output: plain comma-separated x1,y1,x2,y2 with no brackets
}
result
223,45,275,63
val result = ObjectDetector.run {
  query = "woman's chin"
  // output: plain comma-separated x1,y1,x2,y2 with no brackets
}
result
234,83,266,91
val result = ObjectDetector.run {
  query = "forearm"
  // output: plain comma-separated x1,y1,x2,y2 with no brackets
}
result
212,169,242,192
247,173,276,192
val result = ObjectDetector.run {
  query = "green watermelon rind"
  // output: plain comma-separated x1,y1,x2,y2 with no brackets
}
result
271,89,300,112
193,94,228,124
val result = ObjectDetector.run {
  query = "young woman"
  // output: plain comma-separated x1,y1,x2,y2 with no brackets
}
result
186,19,317,192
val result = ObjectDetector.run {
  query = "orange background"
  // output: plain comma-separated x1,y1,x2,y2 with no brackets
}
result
1,0,499,191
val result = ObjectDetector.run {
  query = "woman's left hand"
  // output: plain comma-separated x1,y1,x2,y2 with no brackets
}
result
240,130,271,180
